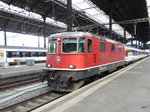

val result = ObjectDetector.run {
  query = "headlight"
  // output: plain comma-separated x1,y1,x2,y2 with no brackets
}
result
69,65,75,69
47,64,51,68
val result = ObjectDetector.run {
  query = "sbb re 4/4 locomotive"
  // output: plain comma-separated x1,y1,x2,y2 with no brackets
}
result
39,32,126,91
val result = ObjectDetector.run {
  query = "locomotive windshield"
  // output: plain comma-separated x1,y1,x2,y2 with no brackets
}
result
63,38,77,53
48,39,57,53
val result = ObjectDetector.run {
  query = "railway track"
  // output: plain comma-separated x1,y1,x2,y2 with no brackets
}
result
0,79,40,91
1,91,67,112
0,80,68,112
0,58,146,112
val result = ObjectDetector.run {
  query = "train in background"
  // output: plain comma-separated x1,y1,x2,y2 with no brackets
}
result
0,46,46,66
125,46,149,64
39,32,149,92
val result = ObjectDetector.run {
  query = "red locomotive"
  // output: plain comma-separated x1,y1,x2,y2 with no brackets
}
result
40,32,127,91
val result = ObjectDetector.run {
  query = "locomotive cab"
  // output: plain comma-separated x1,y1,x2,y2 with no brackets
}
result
46,36,92,70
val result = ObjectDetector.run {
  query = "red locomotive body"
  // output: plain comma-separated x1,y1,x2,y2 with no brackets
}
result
41,32,125,91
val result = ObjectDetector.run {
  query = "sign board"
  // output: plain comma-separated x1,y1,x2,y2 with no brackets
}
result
0,52,4,58
0,50,6,66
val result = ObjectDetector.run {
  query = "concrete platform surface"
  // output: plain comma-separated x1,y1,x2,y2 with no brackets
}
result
32,57,150,112
0,63,45,78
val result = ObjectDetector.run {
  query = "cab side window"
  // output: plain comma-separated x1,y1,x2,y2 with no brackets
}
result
88,39,92,53
79,37,86,53
100,42,106,52
111,44,115,52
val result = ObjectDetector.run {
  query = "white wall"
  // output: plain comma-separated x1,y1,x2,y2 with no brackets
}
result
0,31,48,48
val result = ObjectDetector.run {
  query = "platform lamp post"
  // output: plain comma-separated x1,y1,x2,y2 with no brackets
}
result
67,0,73,31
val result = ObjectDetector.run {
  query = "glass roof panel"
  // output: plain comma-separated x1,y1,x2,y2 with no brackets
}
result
146,0,150,6
71,0,128,37
146,0,150,25
73,2,91,10
84,8,99,15
72,0,85,5
0,1,67,29
95,15,109,23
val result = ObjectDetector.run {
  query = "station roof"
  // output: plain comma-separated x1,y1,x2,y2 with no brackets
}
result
0,0,150,43
90,0,150,43
0,0,99,35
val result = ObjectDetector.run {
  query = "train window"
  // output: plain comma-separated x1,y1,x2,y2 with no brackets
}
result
88,39,92,53
44,52,46,56
48,39,57,53
111,44,115,52
12,51,17,57
31,52,38,57
79,37,86,53
7,51,12,57
118,47,122,52
21,52,31,57
38,52,45,56
38,52,42,56
7,51,19,57
100,42,106,52
62,38,77,53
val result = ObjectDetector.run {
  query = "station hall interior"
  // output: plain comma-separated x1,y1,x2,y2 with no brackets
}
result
0,0,150,49
0,0,150,112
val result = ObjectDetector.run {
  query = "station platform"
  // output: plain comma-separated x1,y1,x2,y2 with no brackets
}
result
0,63,45,79
32,57,150,112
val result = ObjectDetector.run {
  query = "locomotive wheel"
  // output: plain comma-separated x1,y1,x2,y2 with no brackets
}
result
60,80,85,92
72,80,85,90
53,80,85,92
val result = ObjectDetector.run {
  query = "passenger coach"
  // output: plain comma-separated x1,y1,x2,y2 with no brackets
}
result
0,46,46,66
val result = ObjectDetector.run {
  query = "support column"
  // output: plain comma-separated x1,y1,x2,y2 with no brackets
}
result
43,17,46,48
143,42,146,49
131,35,133,46
109,11,112,39
136,38,138,48
124,25,126,44
138,39,140,48
4,25,7,46
134,24,137,48
67,0,72,31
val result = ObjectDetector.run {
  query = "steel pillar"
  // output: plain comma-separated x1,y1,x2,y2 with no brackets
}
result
43,17,46,48
143,42,146,49
109,11,112,39
138,39,140,48
124,25,126,44
4,25,7,46
67,0,72,31
131,35,133,46
134,24,137,48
